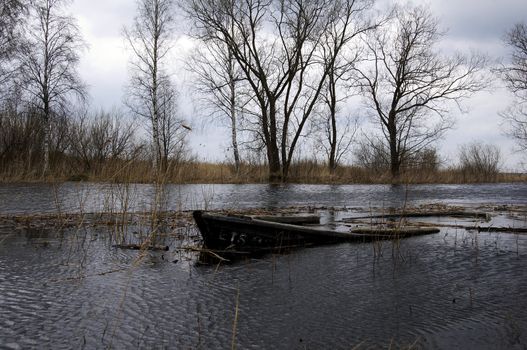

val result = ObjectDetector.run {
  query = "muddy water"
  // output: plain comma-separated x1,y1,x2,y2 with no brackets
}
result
1,183,527,349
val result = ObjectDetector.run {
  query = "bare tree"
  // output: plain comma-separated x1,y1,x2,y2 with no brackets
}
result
0,0,27,97
353,135,389,173
501,22,527,151
188,35,244,174
458,142,501,182
124,0,187,174
157,82,189,169
185,0,374,181
0,104,43,173
317,1,374,173
68,109,137,173
0,0,24,54
315,106,358,173
18,0,87,175
356,6,487,179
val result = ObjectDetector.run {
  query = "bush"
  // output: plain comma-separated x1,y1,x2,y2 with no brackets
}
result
353,139,389,174
458,142,501,182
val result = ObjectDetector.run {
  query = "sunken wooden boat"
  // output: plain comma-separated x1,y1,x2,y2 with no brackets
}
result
192,210,440,254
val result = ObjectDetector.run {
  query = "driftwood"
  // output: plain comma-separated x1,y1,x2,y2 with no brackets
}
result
466,226,527,233
351,227,440,235
112,244,169,251
382,220,527,234
344,211,489,221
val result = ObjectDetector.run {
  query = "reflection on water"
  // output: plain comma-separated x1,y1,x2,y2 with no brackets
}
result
1,182,527,215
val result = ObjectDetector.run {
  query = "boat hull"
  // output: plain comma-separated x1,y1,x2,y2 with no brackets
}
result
193,210,346,253
192,211,440,255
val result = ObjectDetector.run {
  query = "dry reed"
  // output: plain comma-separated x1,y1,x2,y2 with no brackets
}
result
2,158,525,184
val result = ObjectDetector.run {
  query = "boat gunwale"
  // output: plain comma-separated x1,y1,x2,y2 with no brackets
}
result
198,212,357,238
196,211,439,240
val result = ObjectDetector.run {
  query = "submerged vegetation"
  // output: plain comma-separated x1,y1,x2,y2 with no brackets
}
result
2,199,526,348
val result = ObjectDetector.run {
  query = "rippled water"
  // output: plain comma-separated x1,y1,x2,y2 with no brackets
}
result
0,182,527,215
1,183,527,349
1,225,527,349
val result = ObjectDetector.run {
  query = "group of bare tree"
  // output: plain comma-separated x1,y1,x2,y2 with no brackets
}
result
184,1,488,181
19,0,88,174
184,0,381,181
0,0,86,175
0,106,141,176
458,142,501,182
0,0,189,178
0,0,26,95
124,0,189,174
1,0,525,181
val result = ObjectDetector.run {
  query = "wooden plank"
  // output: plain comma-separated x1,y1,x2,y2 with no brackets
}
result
344,211,489,221
351,227,440,235
252,215,320,225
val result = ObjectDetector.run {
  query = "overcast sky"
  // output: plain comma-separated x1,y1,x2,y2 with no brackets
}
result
71,0,527,170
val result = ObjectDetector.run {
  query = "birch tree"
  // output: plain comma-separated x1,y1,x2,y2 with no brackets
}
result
189,36,244,174
124,0,183,173
18,0,86,174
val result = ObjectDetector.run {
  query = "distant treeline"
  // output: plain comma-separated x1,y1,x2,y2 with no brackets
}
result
0,106,516,183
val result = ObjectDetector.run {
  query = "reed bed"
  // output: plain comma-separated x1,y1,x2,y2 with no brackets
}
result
1,158,525,184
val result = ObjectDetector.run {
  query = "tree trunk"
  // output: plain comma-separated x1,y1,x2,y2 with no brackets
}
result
267,100,282,182
388,112,400,180
268,142,281,182
228,52,240,175
42,97,51,176
42,7,50,177
151,119,161,172
328,72,337,174
230,112,241,174
151,7,161,174
42,118,51,175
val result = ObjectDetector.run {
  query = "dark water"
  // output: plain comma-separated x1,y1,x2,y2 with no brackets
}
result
1,183,527,349
0,182,526,214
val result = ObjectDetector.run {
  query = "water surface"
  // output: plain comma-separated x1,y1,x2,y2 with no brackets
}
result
1,183,526,349
0,182,526,215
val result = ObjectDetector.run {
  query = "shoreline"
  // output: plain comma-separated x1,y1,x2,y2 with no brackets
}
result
1,176,526,186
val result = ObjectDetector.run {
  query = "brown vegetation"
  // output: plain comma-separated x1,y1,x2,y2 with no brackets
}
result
0,107,522,184
1,155,524,184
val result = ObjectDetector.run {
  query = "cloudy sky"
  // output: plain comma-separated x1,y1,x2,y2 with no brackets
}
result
71,0,527,170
